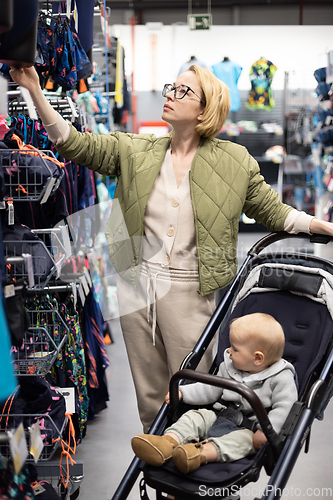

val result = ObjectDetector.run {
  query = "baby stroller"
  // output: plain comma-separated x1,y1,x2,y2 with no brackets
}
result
112,231,333,500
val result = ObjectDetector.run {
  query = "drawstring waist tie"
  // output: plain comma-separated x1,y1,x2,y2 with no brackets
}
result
141,261,199,346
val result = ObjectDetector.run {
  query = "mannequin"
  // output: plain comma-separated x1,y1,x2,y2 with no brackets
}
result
178,56,210,75
212,58,242,112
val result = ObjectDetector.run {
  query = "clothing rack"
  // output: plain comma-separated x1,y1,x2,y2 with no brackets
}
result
8,94,78,122
0,8,109,496
28,281,80,294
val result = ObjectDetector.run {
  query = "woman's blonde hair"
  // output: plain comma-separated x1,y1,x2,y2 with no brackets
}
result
188,64,230,139
230,313,285,366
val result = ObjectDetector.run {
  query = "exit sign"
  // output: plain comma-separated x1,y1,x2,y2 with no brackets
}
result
187,14,212,30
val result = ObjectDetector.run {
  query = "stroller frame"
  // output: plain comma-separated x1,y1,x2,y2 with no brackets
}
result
112,231,333,500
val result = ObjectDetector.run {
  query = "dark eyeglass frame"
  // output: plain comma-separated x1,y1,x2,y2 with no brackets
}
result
162,84,204,104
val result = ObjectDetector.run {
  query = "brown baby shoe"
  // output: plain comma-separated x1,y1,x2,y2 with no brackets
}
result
172,442,207,474
131,434,179,466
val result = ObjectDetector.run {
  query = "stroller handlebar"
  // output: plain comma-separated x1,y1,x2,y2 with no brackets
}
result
249,231,333,256
169,369,282,455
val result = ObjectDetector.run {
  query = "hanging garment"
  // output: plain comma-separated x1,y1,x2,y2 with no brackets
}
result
5,278,30,348
0,296,17,402
246,57,277,110
212,59,242,112
0,461,35,500
61,298,89,441
38,16,92,91
82,290,109,419
46,295,89,443
36,15,57,75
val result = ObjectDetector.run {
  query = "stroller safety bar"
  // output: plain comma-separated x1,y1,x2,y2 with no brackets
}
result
169,369,282,457
248,231,333,256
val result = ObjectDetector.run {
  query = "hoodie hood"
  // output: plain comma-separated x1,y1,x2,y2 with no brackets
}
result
223,348,296,383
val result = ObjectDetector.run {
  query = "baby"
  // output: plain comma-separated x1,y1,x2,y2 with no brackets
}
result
132,313,298,474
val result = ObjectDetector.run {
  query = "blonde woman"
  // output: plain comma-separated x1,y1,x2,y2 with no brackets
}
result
10,65,333,432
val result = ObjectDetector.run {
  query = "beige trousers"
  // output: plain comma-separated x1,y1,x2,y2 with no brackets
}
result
117,262,216,432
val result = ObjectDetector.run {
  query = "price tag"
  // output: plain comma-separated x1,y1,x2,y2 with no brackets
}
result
4,284,15,298
19,87,38,120
8,423,28,475
54,387,75,414
79,274,89,296
41,177,56,204
29,422,44,463
33,484,46,496
78,282,85,305
8,200,14,225
71,282,77,308
84,267,92,288
61,224,72,259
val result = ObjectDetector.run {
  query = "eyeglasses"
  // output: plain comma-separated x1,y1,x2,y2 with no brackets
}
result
162,84,204,103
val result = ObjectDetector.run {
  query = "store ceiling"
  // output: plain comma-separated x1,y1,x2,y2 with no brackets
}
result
106,0,333,9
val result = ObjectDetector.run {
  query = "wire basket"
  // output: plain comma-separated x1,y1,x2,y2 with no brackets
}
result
11,307,69,376
1,148,64,203
0,413,67,461
4,237,57,289
35,460,84,499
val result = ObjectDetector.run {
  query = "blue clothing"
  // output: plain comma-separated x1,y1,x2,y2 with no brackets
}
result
212,60,243,112
0,297,17,403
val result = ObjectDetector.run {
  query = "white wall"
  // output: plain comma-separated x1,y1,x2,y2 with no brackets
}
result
111,24,332,92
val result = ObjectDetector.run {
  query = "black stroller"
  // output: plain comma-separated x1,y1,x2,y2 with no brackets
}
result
112,231,333,500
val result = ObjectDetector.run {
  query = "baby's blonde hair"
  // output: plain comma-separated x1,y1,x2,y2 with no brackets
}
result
230,313,285,366
187,64,230,139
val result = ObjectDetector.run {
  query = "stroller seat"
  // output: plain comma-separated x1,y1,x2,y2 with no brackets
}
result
143,251,333,498
112,233,333,500
144,290,333,498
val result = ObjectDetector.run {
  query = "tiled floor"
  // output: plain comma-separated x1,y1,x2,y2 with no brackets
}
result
74,232,333,500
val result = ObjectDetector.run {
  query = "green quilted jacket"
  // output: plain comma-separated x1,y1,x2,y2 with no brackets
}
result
56,127,293,296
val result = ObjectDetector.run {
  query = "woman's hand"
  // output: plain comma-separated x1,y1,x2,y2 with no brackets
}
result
9,66,59,126
9,66,41,96
165,391,183,405
309,218,333,236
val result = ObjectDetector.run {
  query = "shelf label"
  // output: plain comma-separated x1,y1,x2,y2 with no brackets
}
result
29,422,44,463
8,423,28,475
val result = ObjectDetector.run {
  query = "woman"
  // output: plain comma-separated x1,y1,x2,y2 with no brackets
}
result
10,65,333,432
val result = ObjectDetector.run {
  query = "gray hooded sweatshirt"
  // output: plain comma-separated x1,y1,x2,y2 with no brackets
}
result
180,349,298,434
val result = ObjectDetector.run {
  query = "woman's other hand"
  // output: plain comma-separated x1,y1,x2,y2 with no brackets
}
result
165,391,183,405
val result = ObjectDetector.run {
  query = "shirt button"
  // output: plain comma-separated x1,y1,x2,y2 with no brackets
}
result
166,227,175,237
163,255,170,265
171,199,179,208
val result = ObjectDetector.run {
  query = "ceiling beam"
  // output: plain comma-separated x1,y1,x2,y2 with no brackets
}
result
106,0,333,9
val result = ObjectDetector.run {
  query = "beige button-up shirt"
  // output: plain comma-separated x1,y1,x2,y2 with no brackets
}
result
142,148,198,270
